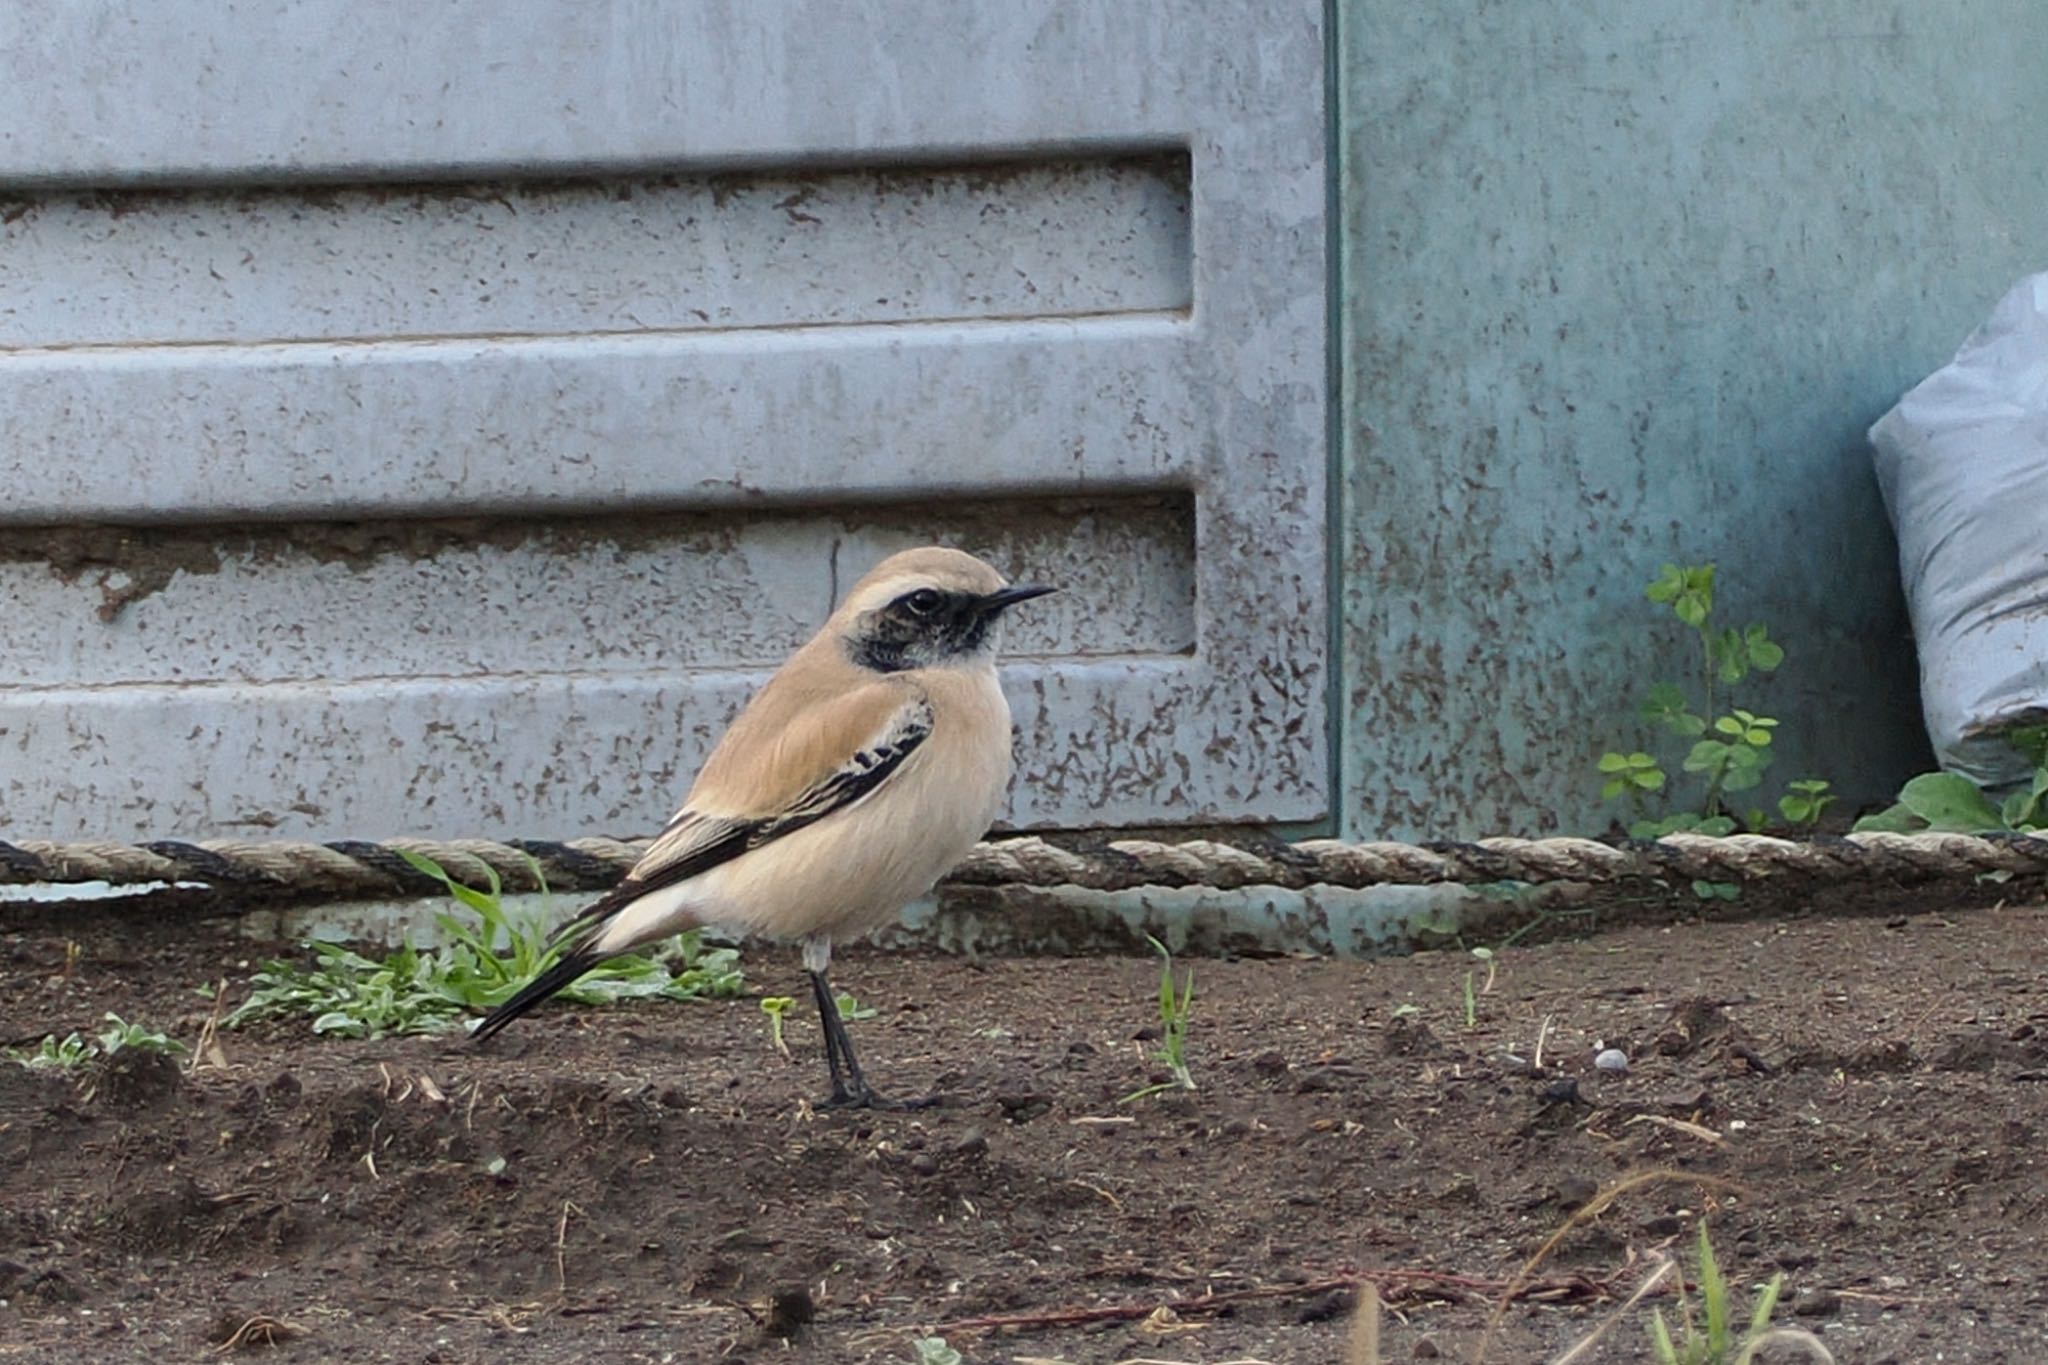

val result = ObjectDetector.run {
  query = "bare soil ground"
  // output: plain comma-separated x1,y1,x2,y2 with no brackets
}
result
4,892,2048,1364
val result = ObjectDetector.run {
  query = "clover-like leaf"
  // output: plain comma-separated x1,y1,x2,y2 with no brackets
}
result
1744,623,1785,671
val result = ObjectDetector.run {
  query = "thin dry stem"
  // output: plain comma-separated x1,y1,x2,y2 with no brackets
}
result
1469,1168,1748,1365
554,1199,584,1295
1547,1259,1677,1365
1347,1280,1382,1365
188,977,230,1074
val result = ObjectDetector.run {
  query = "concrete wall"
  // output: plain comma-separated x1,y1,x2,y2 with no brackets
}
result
1338,2,2048,839
1,1,1328,841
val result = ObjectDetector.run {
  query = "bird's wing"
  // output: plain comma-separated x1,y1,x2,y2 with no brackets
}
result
471,682,933,1042
573,680,934,941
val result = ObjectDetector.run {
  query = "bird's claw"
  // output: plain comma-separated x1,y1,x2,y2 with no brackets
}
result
820,1086,941,1112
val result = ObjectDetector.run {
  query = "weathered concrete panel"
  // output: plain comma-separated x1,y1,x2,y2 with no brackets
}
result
1339,2,2048,838
0,158,1191,347
0,497,1196,688
0,1,1328,840
2,4,1239,186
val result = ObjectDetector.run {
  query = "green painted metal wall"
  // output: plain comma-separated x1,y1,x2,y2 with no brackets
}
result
1337,3,2048,840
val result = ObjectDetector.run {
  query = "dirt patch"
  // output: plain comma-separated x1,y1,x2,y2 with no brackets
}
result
3,899,2048,1361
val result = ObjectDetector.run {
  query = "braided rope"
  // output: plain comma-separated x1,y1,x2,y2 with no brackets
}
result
3,830,2047,899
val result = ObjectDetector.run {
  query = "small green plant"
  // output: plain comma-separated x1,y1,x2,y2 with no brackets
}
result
1648,1221,1829,1364
834,992,878,1022
1598,563,1829,837
96,1013,187,1058
8,1013,187,1072
759,996,796,1057
1857,727,2048,835
228,852,744,1038
909,1338,962,1365
1120,935,1195,1102
10,1031,96,1072
1777,778,1836,828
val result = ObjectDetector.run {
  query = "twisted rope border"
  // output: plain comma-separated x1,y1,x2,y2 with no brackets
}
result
4,830,2046,900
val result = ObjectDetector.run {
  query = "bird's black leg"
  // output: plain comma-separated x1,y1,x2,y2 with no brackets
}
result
809,968,937,1110
808,968,857,1106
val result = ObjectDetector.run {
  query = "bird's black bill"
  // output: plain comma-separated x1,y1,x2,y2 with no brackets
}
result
977,583,1057,614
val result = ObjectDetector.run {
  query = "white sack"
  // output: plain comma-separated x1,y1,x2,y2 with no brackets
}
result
1871,272,2048,790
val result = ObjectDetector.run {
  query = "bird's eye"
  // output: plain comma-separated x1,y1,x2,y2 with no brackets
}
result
904,588,943,617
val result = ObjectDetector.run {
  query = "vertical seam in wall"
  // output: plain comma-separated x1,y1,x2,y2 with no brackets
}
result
1320,0,1346,839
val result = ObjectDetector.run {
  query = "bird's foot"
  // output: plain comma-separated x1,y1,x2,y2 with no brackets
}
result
820,1084,942,1112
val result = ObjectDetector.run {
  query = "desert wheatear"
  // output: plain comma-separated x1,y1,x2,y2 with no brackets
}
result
472,546,1052,1108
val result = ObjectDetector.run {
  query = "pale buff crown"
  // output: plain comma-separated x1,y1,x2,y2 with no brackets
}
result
832,546,1010,621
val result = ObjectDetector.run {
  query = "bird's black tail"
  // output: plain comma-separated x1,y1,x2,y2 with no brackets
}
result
470,950,601,1044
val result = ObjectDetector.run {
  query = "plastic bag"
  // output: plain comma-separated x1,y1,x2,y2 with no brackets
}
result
1871,272,2048,791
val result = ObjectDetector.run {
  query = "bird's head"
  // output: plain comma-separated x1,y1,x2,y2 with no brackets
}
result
833,546,1055,674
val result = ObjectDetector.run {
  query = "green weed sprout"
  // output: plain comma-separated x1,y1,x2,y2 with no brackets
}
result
228,851,743,1039
835,992,878,1022
96,1013,187,1058
760,996,796,1057
10,1031,96,1072
1649,1221,1831,1365
1120,934,1195,1103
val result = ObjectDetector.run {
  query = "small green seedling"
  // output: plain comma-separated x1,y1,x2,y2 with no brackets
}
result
96,1013,187,1058
10,1031,96,1072
1120,935,1196,1103
1649,1221,1830,1365
759,996,796,1058
1691,880,1740,902
909,1338,962,1365
1777,778,1835,828
834,992,878,1022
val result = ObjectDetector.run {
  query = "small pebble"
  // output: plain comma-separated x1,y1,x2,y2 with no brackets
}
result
1594,1047,1630,1072
907,1153,939,1177
1793,1288,1841,1318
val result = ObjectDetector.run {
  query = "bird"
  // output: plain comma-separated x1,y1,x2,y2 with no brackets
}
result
470,545,1054,1108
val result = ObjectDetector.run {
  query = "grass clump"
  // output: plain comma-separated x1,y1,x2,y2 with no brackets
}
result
1648,1221,1830,1365
228,851,743,1039
1120,934,1196,1102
